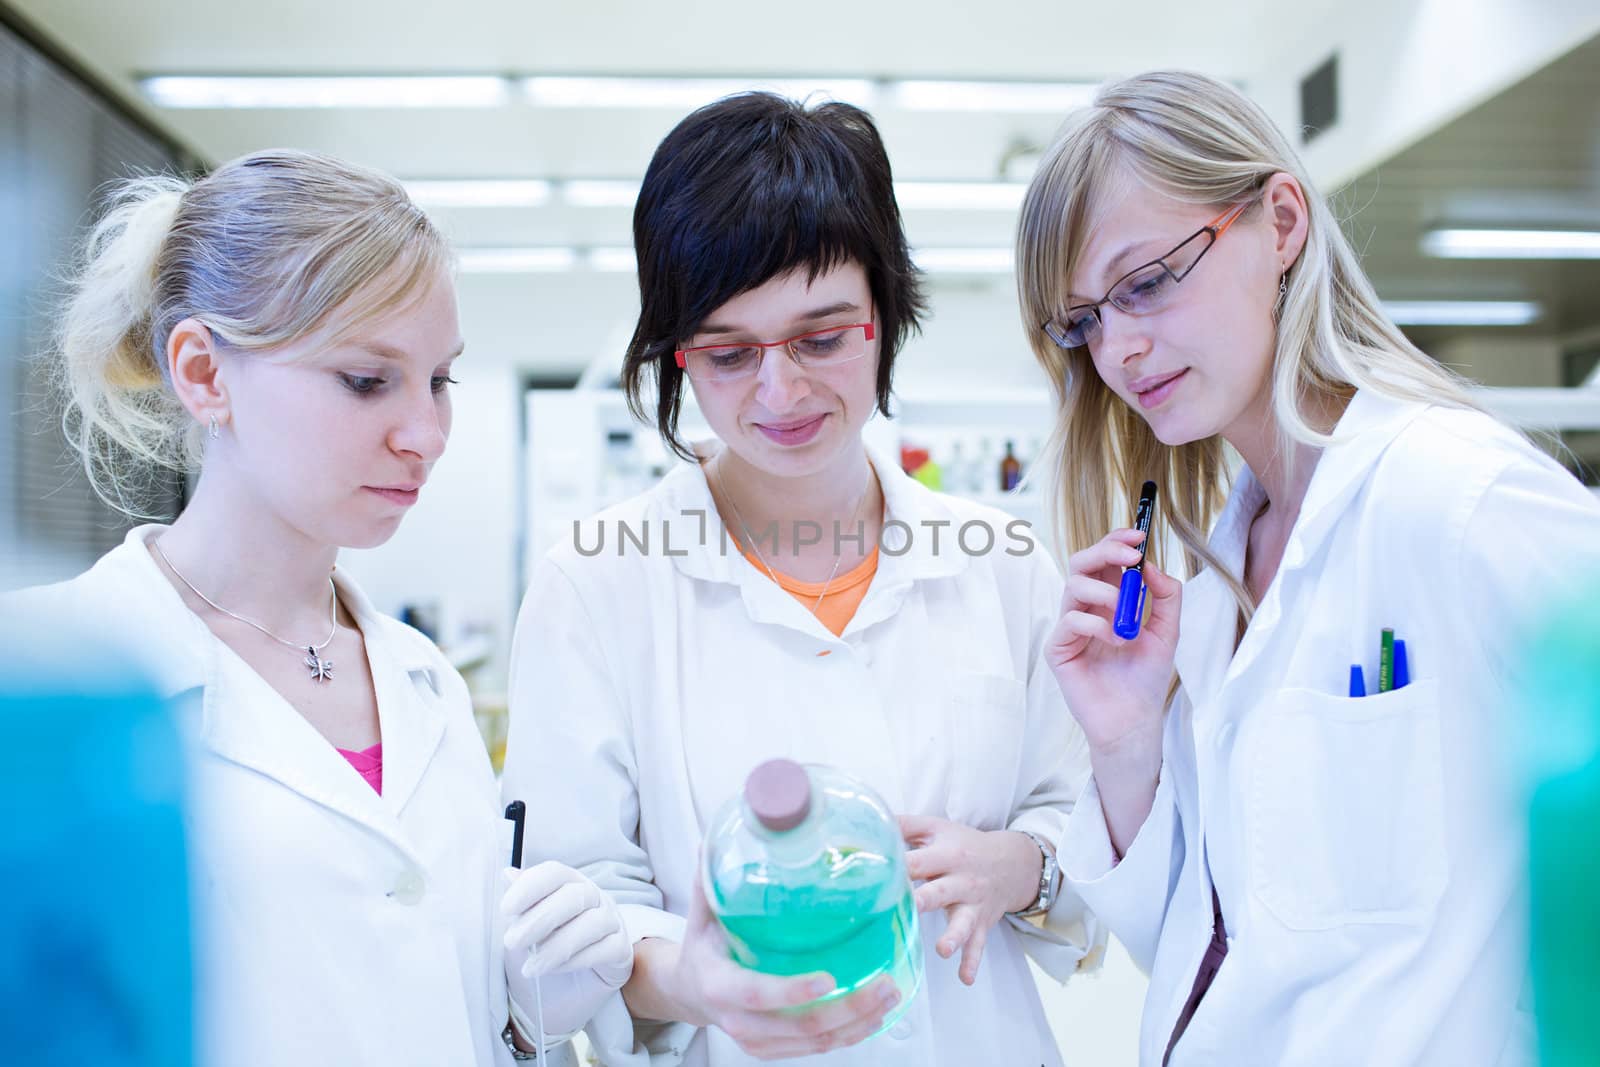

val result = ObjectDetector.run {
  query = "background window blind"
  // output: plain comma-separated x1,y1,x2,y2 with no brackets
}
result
1,19,187,593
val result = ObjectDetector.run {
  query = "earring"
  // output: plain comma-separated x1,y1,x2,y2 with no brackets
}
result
1272,271,1289,317
207,414,220,440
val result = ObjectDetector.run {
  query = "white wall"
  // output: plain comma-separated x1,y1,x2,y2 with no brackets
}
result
1434,335,1566,388
898,276,1055,393
1252,0,1600,189
336,367,523,686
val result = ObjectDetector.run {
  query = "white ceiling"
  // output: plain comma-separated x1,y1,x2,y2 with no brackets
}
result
18,0,1333,79
10,0,1596,379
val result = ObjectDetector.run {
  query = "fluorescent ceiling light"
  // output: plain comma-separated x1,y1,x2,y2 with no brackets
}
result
140,73,1095,115
894,181,1028,211
457,248,578,273
404,180,552,207
408,177,1031,212
1421,228,1600,259
888,80,1098,112
1382,301,1541,326
914,248,1015,274
522,77,875,109
562,180,641,208
588,247,639,272
140,75,512,109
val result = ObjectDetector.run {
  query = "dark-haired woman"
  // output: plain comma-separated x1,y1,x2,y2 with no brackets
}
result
503,93,1102,1067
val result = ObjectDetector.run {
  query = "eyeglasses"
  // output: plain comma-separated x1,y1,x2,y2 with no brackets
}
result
1041,200,1252,350
673,322,876,383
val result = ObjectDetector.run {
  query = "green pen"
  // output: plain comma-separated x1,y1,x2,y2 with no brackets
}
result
1379,627,1395,693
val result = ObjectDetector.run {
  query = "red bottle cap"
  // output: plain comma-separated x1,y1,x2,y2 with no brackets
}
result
745,759,811,832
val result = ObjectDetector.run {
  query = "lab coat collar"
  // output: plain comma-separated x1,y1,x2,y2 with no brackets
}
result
650,442,969,636
109,526,445,853
1279,388,1430,571
1173,388,1431,707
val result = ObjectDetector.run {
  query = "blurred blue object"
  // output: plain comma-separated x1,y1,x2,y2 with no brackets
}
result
0,651,192,1066
1524,581,1600,1067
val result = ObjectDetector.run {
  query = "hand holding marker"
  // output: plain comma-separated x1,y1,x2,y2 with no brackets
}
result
503,801,546,1060
1113,481,1159,640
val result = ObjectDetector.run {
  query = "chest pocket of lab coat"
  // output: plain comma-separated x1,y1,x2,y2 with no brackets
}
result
1248,679,1448,930
941,673,1028,830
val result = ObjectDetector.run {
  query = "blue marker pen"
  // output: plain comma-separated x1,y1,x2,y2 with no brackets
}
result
1393,639,1410,689
1113,481,1159,640
1349,664,1367,697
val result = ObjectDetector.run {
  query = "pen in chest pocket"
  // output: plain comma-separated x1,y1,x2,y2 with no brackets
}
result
1349,630,1411,697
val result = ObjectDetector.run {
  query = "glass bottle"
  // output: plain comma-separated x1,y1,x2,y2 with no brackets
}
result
703,759,922,1033
1000,440,1022,492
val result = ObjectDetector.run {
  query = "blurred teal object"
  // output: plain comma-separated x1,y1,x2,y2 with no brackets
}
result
1525,582,1600,1067
0,648,192,1067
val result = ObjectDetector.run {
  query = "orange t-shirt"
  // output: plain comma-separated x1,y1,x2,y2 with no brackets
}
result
743,548,880,637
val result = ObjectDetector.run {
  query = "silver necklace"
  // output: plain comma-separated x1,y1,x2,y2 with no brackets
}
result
711,455,872,612
152,539,339,683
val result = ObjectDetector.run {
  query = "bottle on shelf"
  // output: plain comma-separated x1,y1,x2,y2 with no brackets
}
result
973,438,995,496
946,440,969,497
1000,440,1022,493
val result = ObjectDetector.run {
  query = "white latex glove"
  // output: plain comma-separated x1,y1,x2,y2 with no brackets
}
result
501,861,632,988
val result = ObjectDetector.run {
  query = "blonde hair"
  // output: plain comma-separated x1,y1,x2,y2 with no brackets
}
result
54,148,451,516
1016,70,1478,620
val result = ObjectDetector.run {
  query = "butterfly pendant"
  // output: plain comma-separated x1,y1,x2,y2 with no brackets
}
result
305,647,334,683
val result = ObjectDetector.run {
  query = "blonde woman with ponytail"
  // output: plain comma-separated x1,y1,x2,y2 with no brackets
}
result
1016,72,1600,1066
9,150,626,1067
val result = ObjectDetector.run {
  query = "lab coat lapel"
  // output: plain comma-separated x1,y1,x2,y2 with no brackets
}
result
657,447,971,640
844,445,969,636
1275,389,1430,577
197,646,410,852
1174,472,1259,712
653,460,826,634
334,572,448,819
1193,390,1431,691
117,528,433,863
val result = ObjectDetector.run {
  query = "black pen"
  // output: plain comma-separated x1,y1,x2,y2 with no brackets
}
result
504,800,526,869
1113,481,1159,640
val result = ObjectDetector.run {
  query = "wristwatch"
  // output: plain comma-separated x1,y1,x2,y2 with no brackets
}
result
1011,830,1061,919
502,1020,538,1061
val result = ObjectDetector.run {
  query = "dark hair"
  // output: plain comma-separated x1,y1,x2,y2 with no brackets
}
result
622,92,927,459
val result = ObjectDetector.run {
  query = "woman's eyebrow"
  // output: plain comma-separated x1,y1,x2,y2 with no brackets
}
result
347,339,466,362
698,301,863,337
1069,241,1157,302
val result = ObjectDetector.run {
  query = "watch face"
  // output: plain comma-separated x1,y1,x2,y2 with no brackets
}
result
503,1023,538,1061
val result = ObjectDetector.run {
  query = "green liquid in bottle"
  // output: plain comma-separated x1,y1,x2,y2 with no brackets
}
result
714,847,922,1033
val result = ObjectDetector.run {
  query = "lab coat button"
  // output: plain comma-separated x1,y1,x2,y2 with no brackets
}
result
1215,721,1235,747
889,1019,913,1040
390,869,426,905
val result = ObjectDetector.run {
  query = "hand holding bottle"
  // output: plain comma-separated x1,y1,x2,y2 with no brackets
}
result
899,815,1043,985
665,875,900,1060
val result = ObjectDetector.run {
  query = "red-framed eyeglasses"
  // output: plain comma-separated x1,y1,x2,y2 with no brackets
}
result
673,322,876,383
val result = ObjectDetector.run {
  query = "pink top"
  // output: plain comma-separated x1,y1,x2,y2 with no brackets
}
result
337,742,383,795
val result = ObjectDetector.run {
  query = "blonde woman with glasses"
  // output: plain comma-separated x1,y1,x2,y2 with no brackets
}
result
1016,71,1600,1066
9,150,623,1066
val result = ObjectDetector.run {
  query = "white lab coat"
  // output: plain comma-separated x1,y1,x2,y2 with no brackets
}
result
7,526,518,1067
504,445,1103,1067
1060,389,1600,1066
